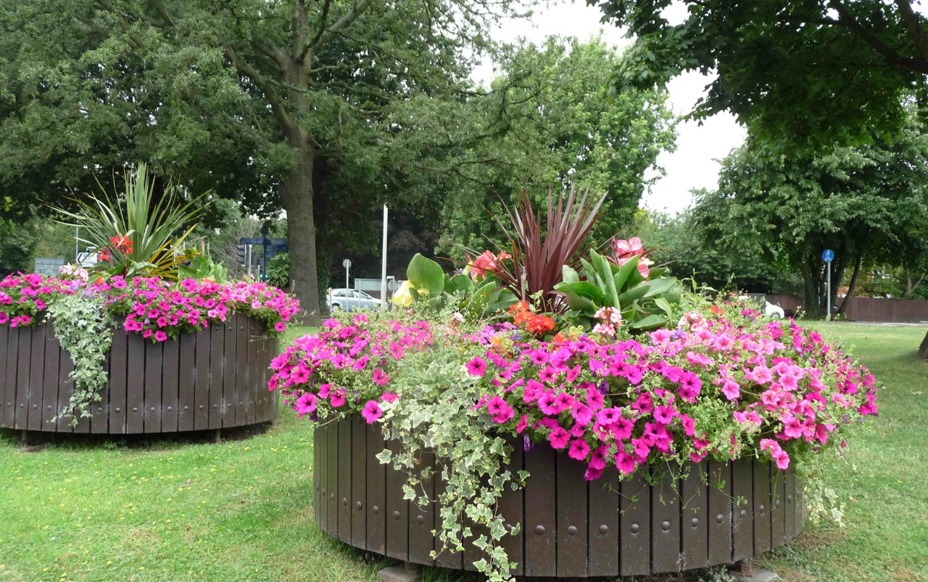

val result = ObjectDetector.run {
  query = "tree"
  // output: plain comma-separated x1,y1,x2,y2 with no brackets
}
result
434,37,676,255
692,120,928,316
0,0,520,323
593,0,928,146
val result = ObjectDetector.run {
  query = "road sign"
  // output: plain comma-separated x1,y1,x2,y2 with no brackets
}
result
342,258,352,269
240,237,264,245
822,249,835,263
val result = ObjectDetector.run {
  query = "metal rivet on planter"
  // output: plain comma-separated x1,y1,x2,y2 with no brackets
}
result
393,511,401,521
356,501,363,510
535,525,545,535
373,505,380,515
630,523,640,534
759,504,766,514
691,517,699,528
740,509,747,517
416,515,425,524
599,525,609,535
717,513,725,523
567,526,577,536
132,407,138,412
661,521,670,532
342,497,347,506
330,493,335,500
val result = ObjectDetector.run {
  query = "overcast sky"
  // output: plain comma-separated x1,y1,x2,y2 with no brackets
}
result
477,1,747,215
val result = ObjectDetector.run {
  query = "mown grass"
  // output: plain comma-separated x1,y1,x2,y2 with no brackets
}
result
0,323,925,581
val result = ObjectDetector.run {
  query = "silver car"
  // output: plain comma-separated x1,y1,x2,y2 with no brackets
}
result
327,288,381,312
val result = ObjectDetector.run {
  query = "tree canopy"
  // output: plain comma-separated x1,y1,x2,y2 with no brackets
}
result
592,0,928,145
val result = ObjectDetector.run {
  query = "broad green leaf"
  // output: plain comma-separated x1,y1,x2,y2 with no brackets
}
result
613,255,640,292
564,291,596,313
618,282,649,306
643,277,677,298
407,253,445,298
592,250,620,307
553,281,604,304
653,296,674,316
445,273,473,294
562,264,580,284
628,314,668,330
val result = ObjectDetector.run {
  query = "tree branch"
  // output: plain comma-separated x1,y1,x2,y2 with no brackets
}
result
223,46,293,134
304,0,374,57
894,0,928,64
306,0,333,51
828,0,928,74
252,38,289,73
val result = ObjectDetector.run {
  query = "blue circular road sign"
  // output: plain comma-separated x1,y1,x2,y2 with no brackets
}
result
822,249,835,263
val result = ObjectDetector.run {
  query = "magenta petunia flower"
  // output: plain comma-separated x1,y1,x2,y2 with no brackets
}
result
372,368,390,386
361,400,383,424
466,356,487,377
295,393,318,417
568,439,590,461
548,427,570,449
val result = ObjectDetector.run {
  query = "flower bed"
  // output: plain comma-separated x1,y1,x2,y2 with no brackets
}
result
0,273,297,432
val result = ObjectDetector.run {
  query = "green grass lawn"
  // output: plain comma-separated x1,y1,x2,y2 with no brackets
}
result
1,323,926,581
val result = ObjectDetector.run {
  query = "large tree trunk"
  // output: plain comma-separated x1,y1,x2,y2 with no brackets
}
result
801,260,822,317
837,253,862,317
282,131,322,326
920,330,928,359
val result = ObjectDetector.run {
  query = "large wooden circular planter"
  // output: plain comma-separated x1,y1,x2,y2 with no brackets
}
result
0,313,278,434
314,418,807,577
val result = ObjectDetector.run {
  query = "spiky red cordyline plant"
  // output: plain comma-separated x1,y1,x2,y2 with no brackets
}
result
490,186,607,313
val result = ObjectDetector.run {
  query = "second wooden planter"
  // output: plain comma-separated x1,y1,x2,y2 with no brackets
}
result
314,417,806,577
0,313,278,434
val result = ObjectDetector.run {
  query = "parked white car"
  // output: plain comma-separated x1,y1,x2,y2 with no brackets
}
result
327,288,380,312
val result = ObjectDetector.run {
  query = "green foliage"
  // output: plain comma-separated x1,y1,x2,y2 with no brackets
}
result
0,218,38,276
595,0,928,147
44,291,114,424
267,252,290,290
399,253,517,319
53,164,203,279
555,249,682,331
177,254,228,283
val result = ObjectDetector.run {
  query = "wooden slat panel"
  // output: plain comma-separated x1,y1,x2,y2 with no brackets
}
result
0,326,12,428
784,466,796,540
326,419,339,536
195,327,210,430
350,418,368,549
731,458,754,562
26,325,45,430
42,332,61,429
160,337,179,432
109,330,128,434
221,320,236,427
316,424,328,532
143,341,163,433
753,461,771,554
620,469,651,576
798,475,807,532
14,326,31,429
771,468,786,548
681,462,708,570
245,321,258,425
178,332,196,432
126,333,145,433
408,449,435,566
337,418,352,542
56,341,74,433
557,453,589,577
234,315,248,427
499,442,524,576
523,444,556,577
367,424,387,555
90,344,109,434
588,468,620,576
707,461,732,565
651,468,681,573
463,514,489,572
208,324,224,429
384,438,409,561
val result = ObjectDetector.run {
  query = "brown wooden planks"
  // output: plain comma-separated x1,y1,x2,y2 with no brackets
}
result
90,346,109,434
326,419,339,536
651,467,681,573
432,460,462,570
770,467,786,548
221,320,236,427
177,332,195,432
143,340,163,433
753,461,771,554
56,342,75,433
681,462,708,570
195,327,211,430
784,465,797,540
208,324,224,429
588,468,620,577
41,332,61,429
707,461,733,565
523,444,557,577
245,321,258,425
367,424,387,556
408,449,435,566
731,458,754,562
26,324,45,431
14,326,31,429
498,442,525,576
0,326,12,427
234,315,248,427
384,438,409,561
350,418,368,549
620,468,651,576
316,423,328,532
160,336,179,432
109,329,128,434
126,333,145,433
337,418,352,543
556,453,589,577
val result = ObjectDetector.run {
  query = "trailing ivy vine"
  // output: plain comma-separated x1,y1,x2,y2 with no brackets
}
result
45,291,114,425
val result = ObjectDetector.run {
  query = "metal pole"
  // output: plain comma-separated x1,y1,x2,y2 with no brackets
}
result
246,245,252,277
826,263,831,321
381,205,388,311
345,264,349,290
75,226,79,263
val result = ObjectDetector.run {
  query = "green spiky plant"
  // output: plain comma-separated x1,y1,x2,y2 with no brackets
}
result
55,163,204,279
